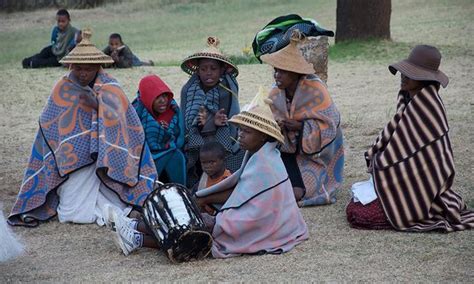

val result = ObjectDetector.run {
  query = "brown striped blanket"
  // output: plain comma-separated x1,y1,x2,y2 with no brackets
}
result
366,85,474,232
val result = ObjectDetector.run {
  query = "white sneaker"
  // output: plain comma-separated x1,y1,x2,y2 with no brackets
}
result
102,204,117,230
111,209,142,256
103,204,137,231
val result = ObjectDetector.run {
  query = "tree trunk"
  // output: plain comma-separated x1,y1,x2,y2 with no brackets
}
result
298,36,329,83
336,0,391,43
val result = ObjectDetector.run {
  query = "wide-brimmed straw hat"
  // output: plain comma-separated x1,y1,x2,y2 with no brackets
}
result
389,45,449,88
181,36,239,77
59,29,114,64
229,87,284,144
260,29,315,75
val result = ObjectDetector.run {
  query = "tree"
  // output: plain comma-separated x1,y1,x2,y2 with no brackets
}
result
336,0,391,43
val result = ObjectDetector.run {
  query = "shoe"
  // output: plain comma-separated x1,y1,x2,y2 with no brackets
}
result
103,204,137,231
111,209,142,256
102,204,116,230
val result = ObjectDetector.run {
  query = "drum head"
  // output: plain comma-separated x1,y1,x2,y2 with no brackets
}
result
167,230,212,263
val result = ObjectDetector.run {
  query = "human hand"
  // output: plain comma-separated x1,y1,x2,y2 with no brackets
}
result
283,119,302,131
198,106,208,126
79,92,98,110
276,119,285,130
196,197,215,214
159,121,169,129
111,50,119,62
214,108,228,126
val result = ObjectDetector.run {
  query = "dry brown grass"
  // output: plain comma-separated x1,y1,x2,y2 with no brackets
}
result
0,0,473,282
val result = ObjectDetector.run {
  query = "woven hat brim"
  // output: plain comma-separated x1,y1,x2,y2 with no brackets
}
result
261,49,314,75
229,112,285,144
181,53,239,77
389,60,449,88
59,55,114,64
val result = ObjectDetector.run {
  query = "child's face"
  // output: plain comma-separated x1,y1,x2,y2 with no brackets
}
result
400,74,424,94
56,15,70,31
200,151,225,178
273,68,300,90
198,59,225,89
109,37,122,50
238,125,267,153
71,64,100,86
152,94,170,114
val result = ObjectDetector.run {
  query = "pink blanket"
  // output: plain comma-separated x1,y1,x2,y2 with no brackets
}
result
210,142,308,258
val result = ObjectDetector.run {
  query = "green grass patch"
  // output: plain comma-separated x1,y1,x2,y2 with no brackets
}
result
329,39,413,63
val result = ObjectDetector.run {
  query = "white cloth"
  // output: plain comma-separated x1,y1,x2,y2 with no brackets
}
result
351,177,377,205
0,208,24,262
57,164,132,226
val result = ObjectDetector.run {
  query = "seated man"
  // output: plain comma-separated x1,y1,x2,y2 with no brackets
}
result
8,30,157,227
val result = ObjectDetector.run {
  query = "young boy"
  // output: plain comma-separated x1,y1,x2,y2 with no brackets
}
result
197,141,231,190
22,9,78,68
103,33,153,68
180,37,243,188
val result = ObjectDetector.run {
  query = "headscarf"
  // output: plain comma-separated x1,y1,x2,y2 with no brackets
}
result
138,75,175,124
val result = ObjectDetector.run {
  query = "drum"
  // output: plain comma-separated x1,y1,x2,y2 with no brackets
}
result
142,182,212,263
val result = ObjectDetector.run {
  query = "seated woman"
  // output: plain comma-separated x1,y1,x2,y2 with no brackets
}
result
195,88,308,258
180,37,244,188
261,30,344,206
346,45,474,232
8,30,157,227
132,74,186,185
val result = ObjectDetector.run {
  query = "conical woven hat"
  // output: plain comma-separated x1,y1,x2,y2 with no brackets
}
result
59,29,114,64
229,87,284,143
260,29,315,75
181,36,239,77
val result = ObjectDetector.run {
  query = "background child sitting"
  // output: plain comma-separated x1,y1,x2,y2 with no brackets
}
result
195,141,231,192
22,9,78,68
132,74,186,185
103,33,153,68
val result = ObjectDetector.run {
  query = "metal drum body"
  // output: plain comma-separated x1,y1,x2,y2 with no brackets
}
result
142,183,212,263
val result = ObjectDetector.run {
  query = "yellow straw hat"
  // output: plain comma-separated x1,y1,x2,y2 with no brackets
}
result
181,36,239,77
260,29,315,75
59,29,114,64
229,87,284,144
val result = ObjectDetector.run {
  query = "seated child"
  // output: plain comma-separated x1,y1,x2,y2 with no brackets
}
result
197,141,231,191
132,74,186,185
22,9,78,68
180,37,244,188
108,88,308,258
103,33,153,68
195,88,309,258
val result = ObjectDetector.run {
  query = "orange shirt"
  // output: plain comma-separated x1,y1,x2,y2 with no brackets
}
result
206,169,231,188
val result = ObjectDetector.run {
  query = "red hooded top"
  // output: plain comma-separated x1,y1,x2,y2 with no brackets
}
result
138,74,175,123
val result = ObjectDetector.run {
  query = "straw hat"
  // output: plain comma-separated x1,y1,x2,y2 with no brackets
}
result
181,36,239,77
389,45,449,88
59,29,114,64
260,29,315,75
229,87,284,144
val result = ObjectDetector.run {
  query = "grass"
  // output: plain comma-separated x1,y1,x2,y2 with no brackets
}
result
1,0,472,67
0,0,473,282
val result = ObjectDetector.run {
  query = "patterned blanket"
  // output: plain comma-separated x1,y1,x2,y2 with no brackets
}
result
366,86,474,232
269,74,344,206
9,69,157,226
208,142,309,258
132,95,184,157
